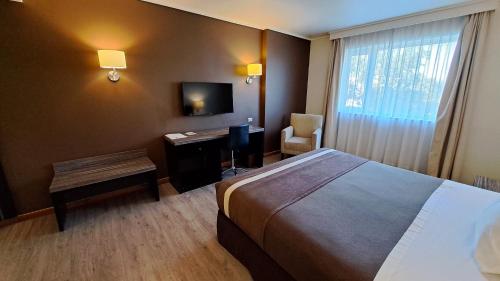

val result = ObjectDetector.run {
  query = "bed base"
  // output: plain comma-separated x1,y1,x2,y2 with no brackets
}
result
217,211,296,281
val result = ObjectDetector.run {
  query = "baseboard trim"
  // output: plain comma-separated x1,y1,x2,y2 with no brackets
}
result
264,150,280,157
17,207,53,221
158,177,170,184
0,177,170,229
0,207,53,228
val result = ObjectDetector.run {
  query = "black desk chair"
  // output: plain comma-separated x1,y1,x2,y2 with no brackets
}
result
223,124,249,176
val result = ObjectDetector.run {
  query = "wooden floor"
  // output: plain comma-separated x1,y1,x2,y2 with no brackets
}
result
0,155,281,281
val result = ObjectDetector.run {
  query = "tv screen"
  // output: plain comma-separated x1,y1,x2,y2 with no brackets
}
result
181,82,234,116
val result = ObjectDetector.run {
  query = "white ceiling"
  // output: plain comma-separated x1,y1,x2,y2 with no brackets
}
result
141,0,479,38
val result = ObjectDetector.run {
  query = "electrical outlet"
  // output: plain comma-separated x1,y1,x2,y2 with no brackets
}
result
247,117,253,123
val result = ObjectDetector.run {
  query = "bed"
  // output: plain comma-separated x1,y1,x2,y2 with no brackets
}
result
215,148,500,281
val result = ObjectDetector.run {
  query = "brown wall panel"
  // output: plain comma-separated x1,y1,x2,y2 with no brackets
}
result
262,30,310,152
0,0,263,213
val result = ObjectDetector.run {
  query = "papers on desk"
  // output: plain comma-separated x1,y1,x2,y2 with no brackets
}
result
165,133,187,140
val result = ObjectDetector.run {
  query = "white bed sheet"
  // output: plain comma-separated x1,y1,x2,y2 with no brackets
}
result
375,180,500,281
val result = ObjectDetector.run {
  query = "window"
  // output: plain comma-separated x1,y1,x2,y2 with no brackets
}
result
338,19,463,122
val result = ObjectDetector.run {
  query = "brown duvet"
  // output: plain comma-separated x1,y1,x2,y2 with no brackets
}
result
215,149,444,281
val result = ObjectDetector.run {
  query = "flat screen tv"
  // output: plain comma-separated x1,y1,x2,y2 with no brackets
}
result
181,82,234,116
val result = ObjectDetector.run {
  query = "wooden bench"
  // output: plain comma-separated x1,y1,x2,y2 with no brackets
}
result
49,149,159,231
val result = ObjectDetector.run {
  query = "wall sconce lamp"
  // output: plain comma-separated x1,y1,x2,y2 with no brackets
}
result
246,63,262,84
98,50,127,82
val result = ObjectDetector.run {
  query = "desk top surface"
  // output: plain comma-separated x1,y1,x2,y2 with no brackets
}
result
164,125,264,146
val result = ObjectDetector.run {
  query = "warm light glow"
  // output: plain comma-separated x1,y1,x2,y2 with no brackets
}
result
98,50,127,69
193,100,205,111
247,64,262,76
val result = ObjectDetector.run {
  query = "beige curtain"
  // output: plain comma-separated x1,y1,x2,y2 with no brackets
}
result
322,38,344,148
427,12,490,178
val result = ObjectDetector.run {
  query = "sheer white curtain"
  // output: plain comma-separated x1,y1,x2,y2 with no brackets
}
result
334,18,465,172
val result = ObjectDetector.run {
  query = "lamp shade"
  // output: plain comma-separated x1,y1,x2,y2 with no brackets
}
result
98,50,126,69
247,64,262,76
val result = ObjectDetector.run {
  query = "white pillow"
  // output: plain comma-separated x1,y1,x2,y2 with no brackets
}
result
474,200,500,275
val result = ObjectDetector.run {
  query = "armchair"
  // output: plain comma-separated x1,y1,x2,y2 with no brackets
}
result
281,113,323,159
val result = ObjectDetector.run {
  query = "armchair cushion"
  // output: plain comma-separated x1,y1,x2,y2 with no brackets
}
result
291,113,323,138
284,137,312,152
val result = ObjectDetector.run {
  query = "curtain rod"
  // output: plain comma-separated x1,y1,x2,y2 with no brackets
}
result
329,0,498,39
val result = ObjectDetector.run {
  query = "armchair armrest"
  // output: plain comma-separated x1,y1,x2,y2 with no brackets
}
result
312,128,322,149
282,126,293,139
281,126,294,152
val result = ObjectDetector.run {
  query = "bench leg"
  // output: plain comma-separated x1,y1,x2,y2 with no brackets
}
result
51,193,66,232
148,171,160,201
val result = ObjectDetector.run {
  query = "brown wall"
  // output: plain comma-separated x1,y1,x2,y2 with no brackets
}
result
0,0,265,213
0,0,310,214
262,30,310,152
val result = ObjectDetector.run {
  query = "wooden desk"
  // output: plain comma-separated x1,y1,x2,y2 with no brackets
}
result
49,149,159,231
164,126,264,193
